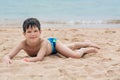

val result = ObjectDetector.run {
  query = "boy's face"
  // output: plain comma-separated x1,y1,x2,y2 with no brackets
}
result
23,26,41,42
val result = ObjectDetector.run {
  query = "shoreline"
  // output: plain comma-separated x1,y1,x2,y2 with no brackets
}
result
1,18,120,24
0,19,120,28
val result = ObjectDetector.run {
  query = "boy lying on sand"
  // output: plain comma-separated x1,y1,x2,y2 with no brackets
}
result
2,18,100,64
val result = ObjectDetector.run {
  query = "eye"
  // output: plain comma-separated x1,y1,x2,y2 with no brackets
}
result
34,30,38,32
27,31,32,33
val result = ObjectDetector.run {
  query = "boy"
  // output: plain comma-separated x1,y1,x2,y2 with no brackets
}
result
2,18,100,64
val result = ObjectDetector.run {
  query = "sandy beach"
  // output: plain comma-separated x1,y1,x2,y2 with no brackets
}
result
0,24,120,80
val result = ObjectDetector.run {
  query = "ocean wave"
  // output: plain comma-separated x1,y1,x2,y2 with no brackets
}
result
105,19,120,24
0,19,120,26
41,19,120,25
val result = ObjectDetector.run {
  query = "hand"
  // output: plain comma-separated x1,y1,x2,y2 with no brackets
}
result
23,58,30,62
2,56,12,64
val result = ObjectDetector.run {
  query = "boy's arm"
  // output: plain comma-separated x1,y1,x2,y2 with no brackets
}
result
2,42,23,64
23,40,48,62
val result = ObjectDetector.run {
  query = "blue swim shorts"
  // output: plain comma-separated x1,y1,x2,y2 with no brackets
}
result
48,38,57,54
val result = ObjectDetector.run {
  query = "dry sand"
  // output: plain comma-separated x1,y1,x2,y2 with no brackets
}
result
0,26,120,80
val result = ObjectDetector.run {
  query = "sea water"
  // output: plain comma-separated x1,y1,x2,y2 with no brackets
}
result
0,0,120,27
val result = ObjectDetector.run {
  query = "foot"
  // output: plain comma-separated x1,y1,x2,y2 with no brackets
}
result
76,48,98,57
84,40,100,49
80,48,98,53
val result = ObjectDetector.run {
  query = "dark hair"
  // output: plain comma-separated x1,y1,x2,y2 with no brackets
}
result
23,18,41,32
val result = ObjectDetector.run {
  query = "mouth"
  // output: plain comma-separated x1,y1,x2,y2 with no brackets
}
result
29,37,37,39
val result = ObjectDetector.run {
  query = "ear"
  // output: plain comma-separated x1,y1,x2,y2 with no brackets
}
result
39,30,42,34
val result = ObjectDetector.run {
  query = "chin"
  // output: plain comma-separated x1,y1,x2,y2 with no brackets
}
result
30,38,39,42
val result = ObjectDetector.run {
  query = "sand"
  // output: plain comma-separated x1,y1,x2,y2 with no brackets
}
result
0,26,120,80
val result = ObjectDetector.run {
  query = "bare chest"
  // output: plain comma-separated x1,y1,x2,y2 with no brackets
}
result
23,46,40,57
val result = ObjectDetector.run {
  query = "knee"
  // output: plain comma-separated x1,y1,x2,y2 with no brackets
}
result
69,50,82,58
70,53,81,58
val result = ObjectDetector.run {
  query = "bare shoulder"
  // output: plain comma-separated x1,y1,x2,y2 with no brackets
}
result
18,40,27,49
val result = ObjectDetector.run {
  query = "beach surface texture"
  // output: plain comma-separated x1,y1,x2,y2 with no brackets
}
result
0,25,120,80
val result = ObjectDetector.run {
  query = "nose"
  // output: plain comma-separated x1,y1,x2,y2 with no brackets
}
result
31,32,35,36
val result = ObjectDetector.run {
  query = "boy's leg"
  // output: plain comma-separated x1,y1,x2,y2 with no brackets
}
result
84,40,100,49
75,48,98,57
66,41,100,50
56,40,98,58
